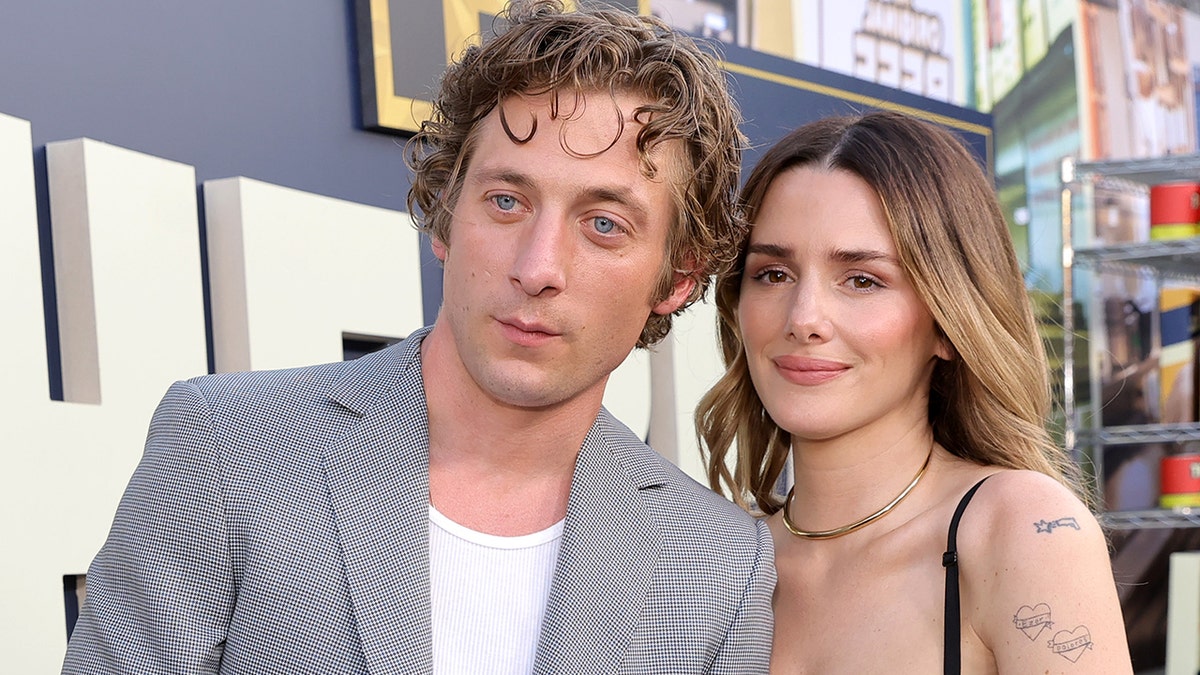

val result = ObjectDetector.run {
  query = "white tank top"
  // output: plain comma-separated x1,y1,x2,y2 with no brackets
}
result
428,506,564,674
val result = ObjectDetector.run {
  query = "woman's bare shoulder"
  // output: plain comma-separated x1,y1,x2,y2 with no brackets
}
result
965,470,1093,527
952,469,1132,673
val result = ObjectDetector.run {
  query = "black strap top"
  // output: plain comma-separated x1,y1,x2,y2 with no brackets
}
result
942,475,992,675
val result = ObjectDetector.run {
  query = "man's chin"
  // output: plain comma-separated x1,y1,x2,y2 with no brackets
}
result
480,371,583,411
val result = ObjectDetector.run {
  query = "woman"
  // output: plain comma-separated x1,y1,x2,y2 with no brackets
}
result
697,111,1131,673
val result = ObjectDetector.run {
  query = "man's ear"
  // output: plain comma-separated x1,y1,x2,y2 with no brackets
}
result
651,269,697,316
431,236,448,263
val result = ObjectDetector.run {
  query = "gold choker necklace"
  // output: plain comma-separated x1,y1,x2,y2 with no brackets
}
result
782,445,933,540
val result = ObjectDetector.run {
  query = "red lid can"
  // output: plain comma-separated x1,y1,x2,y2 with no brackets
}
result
1149,182,1200,226
1161,454,1200,495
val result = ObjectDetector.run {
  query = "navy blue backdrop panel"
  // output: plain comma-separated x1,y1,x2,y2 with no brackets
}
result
0,0,435,392
722,41,993,177
0,0,989,392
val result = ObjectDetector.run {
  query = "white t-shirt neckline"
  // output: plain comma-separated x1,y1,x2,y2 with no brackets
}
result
427,505,565,549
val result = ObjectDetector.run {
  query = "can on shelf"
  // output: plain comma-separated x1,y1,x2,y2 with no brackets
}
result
1159,453,1200,508
1149,182,1200,240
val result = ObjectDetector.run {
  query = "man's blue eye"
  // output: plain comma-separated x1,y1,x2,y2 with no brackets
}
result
494,195,518,211
593,216,616,234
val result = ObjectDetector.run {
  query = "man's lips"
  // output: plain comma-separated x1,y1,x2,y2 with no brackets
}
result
497,317,561,346
499,317,560,335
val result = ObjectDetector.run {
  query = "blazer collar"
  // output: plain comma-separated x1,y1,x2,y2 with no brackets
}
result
324,328,434,675
324,329,666,674
533,410,665,674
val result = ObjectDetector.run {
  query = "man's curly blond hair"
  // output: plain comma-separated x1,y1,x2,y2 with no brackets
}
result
406,0,747,347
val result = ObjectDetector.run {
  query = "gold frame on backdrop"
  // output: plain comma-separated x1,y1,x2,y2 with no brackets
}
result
360,0,429,134
360,0,535,134
357,0,990,168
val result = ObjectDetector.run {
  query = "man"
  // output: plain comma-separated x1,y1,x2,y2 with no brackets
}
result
62,1,774,672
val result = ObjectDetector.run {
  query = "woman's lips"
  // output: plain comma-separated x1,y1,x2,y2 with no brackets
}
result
771,355,848,385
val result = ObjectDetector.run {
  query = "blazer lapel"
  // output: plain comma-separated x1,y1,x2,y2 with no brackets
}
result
533,411,664,674
322,333,434,675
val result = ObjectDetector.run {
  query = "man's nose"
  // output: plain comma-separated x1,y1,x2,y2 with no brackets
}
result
510,212,569,296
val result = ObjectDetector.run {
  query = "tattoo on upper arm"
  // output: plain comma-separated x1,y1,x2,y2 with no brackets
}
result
1013,603,1053,640
1048,626,1094,662
1013,604,1094,663
1034,516,1080,533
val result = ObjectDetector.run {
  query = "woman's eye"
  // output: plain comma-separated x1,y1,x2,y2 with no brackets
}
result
492,195,518,211
850,276,877,289
752,269,788,284
592,216,616,234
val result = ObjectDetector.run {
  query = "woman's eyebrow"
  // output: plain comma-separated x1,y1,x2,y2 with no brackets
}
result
828,248,897,264
745,242,791,258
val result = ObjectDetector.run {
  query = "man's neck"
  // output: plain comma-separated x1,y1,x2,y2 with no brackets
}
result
419,324,605,535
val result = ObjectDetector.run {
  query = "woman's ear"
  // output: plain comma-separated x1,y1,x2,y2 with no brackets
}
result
934,331,956,361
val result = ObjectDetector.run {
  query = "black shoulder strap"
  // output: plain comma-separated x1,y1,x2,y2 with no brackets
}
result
942,475,992,675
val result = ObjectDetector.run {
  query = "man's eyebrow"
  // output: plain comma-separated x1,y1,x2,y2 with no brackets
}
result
469,167,534,190
580,185,649,221
470,167,652,222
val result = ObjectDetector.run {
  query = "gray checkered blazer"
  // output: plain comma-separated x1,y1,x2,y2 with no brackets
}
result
62,327,775,674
